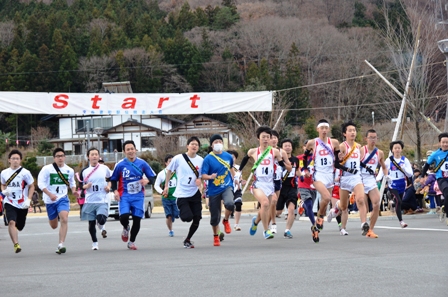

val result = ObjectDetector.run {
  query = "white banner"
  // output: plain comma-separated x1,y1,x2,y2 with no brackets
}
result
0,91,272,115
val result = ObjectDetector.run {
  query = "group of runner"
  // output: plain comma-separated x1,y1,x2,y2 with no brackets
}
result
2,119,448,253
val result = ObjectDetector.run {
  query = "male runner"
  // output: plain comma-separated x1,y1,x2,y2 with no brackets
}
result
303,119,345,233
79,147,111,250
110,140,156,250
359,129,388,237
239,126,291,239
1,149,35,253
163,136,203,248
332,121,366,236
38,148,78,254
154,154,179,237
275,138,299,238
202,134,235,246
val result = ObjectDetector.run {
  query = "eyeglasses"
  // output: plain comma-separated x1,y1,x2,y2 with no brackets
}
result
55,154,65,158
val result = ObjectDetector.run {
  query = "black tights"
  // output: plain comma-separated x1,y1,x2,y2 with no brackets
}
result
389,189,403,222
186,216,201,241
120,214,141,242
88,214,107,242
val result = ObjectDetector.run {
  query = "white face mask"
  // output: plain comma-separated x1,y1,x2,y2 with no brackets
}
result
213,143,223,152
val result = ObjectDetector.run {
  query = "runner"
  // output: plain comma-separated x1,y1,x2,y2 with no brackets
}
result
202,134,235,246
269,130,290,234
154,154,179,237
110,140,156,250
79,147,112,250
359,129,388,238
421,132,448,224
1,149,35,253
377,140,413,228
238,126,291,239
163,136,203,248
297,140,319,242
227,150,245,231
303,119,344,233
38,148,79,254
275,138,299,239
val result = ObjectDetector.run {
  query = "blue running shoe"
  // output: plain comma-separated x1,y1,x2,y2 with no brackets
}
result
283,230,293,239
249,216,258,236
264,230,274,239
169,230,174,237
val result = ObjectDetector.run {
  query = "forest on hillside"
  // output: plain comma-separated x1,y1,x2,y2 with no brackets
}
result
0,0,446,161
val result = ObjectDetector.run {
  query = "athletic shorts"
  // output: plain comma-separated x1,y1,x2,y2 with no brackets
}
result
298,188,317,203
4,203,28,231
362,175,377,194
332,185,340,199
162,198,179,222
119,195,144,218
177,190,202,222
276,187,298,210
81,203,108,221
209,187,234,226
251,180,275,198
313,171,334,189
274,179,282,192
340,175,363,192
46,196,70,221
233,189,242,204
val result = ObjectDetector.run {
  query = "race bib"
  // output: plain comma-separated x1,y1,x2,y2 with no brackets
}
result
168,179,177,188
127,181,142,194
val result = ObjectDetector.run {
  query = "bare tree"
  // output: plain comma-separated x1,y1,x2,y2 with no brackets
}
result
375,0,445,162
0,21,15,48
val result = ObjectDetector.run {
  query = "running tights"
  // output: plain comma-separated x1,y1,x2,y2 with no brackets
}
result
389,189,403,222
88,215,107,242
304,199,315,225
120,213,141,242
186,216,201,241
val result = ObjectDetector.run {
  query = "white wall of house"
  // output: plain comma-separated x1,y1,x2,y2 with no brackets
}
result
59,118,72,138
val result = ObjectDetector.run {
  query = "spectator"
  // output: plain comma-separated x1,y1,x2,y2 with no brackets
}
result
32,191,42,213
423,167,437,214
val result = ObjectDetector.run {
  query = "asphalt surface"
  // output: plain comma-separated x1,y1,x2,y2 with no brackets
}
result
1,212,447,297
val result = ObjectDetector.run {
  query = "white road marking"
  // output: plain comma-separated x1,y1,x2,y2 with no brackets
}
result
375,226,448,232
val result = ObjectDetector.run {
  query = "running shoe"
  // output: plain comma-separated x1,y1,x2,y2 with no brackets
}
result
121,225,130,242
426,211,436,215
92,242,99,250
311,226,320,243
327,208,337,223
127,242,137,250
169,230,174,237
223,219,231,234
183,240,195,249
361,222,370,236
284,214,288,220
316,217,324,230
340,228,348,236
298,201,304,216
270,224,277,234
338,223,342,231
234,224,241,231
14,243,21,253
213,235,220,246
101,229,107,239
366,230,378,238
264,230,274,239
249,216,258,236
218,231,225,242
284,230,293,239
55,244,66,254
400,221,408,228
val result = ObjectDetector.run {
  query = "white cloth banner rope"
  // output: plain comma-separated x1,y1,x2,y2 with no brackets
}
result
0,91,273,115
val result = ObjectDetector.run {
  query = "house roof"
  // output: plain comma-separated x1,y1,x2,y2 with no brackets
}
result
168,115,231,133
102,119,164,134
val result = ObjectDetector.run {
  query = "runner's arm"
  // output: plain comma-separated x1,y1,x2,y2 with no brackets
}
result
153,171,165,195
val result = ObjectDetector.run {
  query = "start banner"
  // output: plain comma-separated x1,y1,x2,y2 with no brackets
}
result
0,91,273,115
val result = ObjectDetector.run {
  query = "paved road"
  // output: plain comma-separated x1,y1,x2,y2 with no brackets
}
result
0,213,446,297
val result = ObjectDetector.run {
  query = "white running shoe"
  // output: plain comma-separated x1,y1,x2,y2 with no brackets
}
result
400,221,408,228
92,242,98,250
234,224,241,231
327,208,337,223
270,224,277,234
340,228,349,236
